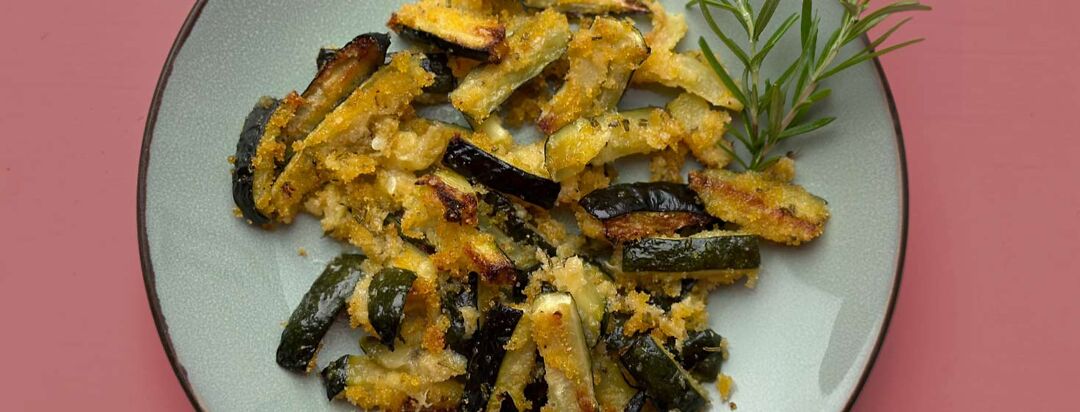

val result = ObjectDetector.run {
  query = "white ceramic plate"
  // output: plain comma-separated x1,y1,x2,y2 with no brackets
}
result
139,1,907,411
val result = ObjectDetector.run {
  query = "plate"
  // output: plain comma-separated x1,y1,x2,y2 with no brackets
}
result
139,1,907,410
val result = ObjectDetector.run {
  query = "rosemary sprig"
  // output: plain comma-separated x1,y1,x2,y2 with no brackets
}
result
688,0,930,171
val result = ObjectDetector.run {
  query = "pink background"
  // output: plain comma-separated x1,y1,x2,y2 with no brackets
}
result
0,1,1076,410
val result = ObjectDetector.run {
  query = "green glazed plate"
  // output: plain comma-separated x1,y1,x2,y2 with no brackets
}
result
139,1,907,410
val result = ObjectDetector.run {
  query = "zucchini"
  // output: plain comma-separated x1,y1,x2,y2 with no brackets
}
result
443,275,479,355
276,254,367,372
531,293,599,412
579,182,707,220
487,317,539,411
368,267,418,349
623,391,649,412
419,169,480,226
621,231,760,273
647,278,696,311
419,52,457,94
450,9,571,123
462,304,525,412
544,109,683,181
688,169,831,246
681,329,725,382
522,0,648,14
602,212,714,243
388,2,506,62
316,47,337,71
547,258,609,347
599,311,636,354
579,182,714,242
667,93,733,168
233,96,294,225
483,192,556,256
284,33,390,146
320,354,353,400
268,52,434,222
619,335,708,412
442,137,560,209
537,16,649,134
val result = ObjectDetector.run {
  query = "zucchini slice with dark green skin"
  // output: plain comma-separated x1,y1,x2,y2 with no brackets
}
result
531,293,598,412
619,335,709,412
600,311,637,354
487,316,539,411
367,267,417,350
419,52,456,94
276,254,367,372
522,0,649,14
579,182,708,221
284,33,390,146
483,192,556,256
320,354,354,400
681,329,725,382
461,304,525,412
443,137,560,209
388,2,506,62
232,97,280,225
621,232,761,273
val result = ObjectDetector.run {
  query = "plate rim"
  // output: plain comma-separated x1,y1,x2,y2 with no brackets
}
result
136,1,909,410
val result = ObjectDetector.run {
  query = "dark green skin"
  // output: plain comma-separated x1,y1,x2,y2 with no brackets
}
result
579,182,709,220
681,329,725,382
320,354,353,400
461,304,524,412
276,254,367,372
443,137,560,209
601,311,637,354
483,191,556,255
622,234,761,273
368,267,418,350
232,97,280,225
619,335,708,412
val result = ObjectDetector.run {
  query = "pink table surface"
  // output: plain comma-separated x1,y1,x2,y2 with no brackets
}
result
1,1,1077,411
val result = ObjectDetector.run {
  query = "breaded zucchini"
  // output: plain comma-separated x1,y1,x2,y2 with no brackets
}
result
537,16,649,134
689,169,831,245
546,108,684,182
667,93,733,168
267,52,433,223
389,0,507,62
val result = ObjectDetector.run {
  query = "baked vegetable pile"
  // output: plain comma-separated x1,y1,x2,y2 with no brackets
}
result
230,1,834,410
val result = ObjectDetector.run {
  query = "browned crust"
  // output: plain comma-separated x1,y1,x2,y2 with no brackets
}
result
688,172,824,244
602,212,713,243
417,174,479,226
464,245,516,284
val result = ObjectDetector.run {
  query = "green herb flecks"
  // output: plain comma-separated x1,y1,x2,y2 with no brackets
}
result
688,0,930,171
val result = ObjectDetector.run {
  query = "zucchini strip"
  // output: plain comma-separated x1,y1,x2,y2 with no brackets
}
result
443,137,561,209
537,16,648,134
681,329,725,382
320,354,354,400
522,0,648,15
621,231,760,273
268,52,434,222
619,335,709,412
388,1,506,62
602,212,714,243
531,293,599,412
284,33,390,145
232,95,298,225
486,316,539,412
667,93,733,168
688,169,831,245
276,254,367,372
462,304,525,412
368,267,418,349
450,9,571,123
